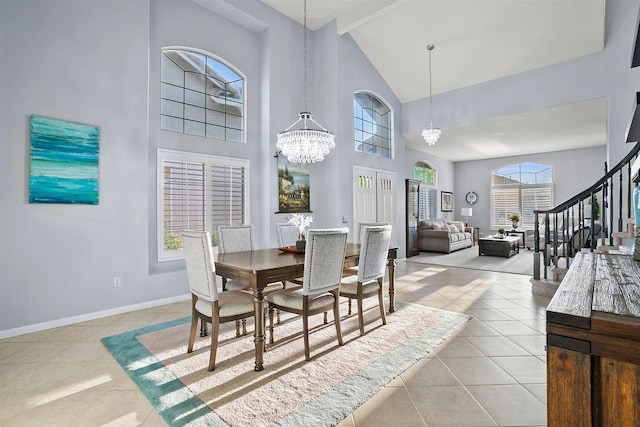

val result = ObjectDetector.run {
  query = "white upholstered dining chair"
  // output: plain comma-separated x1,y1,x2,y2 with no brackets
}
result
340,224,391,336
181,230,254,371
275,223,300,247
216,224,254,292
266,227,349,361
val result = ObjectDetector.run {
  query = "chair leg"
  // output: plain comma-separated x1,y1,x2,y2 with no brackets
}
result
323,312,328,324
208,317,220,371
348,298,352,315
235,320,241,337
269,304,275,344
333,292,344,347
200,319,209,337
242,318,247,336
378,279,387,326
303,313,310,361
277,309,281,324
188,313,198,353
357,297,365,336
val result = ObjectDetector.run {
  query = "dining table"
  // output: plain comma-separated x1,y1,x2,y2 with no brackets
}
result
214,243,398,371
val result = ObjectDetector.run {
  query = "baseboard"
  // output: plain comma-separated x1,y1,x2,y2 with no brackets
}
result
0,293,191,340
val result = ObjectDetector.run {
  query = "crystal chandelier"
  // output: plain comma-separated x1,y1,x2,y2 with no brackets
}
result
276,0,335,164
422,44,441,146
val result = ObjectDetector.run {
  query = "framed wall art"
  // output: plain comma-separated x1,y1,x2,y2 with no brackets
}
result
277,153,310,213
29,115,100,204
441,191,453,212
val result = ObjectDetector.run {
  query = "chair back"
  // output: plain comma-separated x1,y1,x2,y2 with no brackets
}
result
357,222,390,243
217,225,254,253
276,223,299,247
358,225,392,283
181,231,218,303
303,228,349,296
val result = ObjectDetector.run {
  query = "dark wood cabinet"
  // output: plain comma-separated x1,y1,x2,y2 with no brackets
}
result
546,252,640,426
406,179,420,257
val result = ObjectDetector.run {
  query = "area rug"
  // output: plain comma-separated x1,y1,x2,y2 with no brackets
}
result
101,300,469,427
408,246,542,276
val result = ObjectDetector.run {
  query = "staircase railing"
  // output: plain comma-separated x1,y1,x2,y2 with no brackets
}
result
532,142,640,280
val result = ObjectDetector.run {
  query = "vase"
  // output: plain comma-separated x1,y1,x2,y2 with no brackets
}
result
512,222,518,230
295,240,306,251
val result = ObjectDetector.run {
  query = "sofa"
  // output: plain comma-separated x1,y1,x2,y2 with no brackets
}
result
418,219,474,253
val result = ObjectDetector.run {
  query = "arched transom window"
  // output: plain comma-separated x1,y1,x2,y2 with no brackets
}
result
161,47,245,143
354,92,392,158
491,162,553,228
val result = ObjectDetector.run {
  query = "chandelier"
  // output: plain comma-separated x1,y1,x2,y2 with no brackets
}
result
422,44,441,146
276,0,335,164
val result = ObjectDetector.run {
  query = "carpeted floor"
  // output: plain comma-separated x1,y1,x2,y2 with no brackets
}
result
101,300,469,427
408,245,539,276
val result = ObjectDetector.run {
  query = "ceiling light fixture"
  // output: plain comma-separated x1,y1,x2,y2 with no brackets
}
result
422,43,441,146
276,0,335,164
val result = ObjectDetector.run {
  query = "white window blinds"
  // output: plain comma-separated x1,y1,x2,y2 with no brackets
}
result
157,149,249,261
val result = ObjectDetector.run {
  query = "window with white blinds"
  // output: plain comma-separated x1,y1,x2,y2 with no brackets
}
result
419,185,437,220
157,149,249,261
490,163,553,229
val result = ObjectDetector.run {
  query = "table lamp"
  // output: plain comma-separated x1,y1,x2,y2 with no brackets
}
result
461,208,472,226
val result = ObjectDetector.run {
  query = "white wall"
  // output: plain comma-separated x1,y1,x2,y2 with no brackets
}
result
453,146,607,235
403,0,640,167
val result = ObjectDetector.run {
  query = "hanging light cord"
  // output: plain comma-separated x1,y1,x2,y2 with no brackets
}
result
303,0,308,114
428,44,434,128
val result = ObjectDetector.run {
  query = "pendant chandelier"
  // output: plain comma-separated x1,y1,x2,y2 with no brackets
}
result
422,43,441,146
276,0,335,164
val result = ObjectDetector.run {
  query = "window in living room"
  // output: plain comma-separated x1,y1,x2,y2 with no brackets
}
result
157,149,250,262
160,47,245,143
413,162,437,220
491,163,553,229
354,91,392,158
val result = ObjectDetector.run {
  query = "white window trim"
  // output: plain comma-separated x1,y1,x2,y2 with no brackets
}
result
156,148,250,262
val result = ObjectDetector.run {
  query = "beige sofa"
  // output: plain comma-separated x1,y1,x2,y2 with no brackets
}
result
418,219,473,253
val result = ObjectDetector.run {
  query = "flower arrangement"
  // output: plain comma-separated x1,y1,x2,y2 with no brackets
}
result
288,213,313,241
507,212,521,223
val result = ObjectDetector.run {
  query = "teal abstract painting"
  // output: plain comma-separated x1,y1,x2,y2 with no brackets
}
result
29,116,100,204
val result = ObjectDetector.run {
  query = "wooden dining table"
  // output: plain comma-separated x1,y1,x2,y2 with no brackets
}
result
214,243,398,371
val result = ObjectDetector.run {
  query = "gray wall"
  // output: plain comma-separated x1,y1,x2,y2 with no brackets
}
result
453,146,607,236
0,0,409,336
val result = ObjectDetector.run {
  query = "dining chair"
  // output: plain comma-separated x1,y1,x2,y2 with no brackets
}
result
342,221,391,279
340,224,392,336
181,230,255,371
217,224,254,290
276,223,300,247
266,227,349,361
217,224,288,329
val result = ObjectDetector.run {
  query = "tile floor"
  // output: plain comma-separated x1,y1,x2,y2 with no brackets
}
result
0,260,550,426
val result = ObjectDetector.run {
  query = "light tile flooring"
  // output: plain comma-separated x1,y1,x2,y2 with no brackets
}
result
0,261,550,426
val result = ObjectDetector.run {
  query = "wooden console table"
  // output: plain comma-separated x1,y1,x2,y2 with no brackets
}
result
546,252,640,426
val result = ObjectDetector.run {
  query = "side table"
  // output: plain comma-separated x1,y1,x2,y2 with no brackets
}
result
505,229,526,247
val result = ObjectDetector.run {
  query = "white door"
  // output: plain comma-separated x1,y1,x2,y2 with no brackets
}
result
353,166,397,246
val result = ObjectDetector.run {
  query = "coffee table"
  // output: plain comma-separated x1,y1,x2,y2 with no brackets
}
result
478,235,520,258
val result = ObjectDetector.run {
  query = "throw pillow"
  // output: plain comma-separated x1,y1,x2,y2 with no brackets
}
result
432,223,442,230
447,224,459,233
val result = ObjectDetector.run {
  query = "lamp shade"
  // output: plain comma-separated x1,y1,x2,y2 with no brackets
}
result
461,208,473,217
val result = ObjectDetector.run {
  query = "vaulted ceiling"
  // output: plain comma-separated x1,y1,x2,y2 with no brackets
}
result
262,0,607,161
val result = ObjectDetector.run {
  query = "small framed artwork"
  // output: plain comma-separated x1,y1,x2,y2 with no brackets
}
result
441,191,453,212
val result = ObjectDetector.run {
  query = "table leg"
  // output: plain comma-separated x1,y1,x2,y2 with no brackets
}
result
387,258,396,313
253,288,265,371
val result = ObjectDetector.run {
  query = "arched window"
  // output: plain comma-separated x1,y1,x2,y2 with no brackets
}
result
354,92,392,158
491,163,553,229
413,161,437,219
413,161,435,185
161,47,245,143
